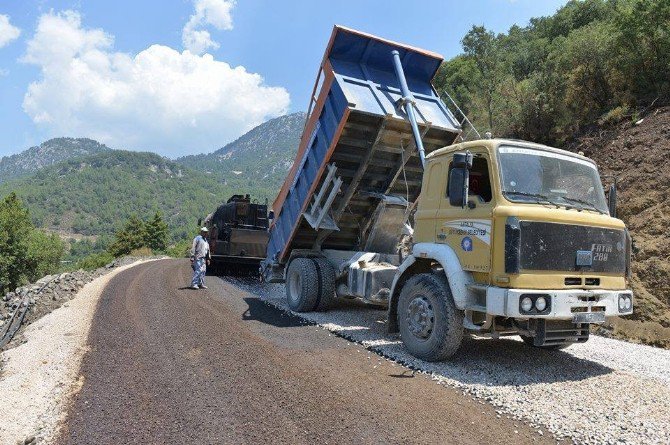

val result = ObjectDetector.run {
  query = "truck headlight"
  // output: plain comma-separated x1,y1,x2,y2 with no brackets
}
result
521,297,533,312
535,296,547,312
619,294,632,313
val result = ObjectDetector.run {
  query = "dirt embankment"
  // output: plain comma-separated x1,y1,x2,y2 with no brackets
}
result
571,106,670,346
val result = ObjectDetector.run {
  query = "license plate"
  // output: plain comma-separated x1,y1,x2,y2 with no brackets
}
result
576,250,593,266
572,311,605,324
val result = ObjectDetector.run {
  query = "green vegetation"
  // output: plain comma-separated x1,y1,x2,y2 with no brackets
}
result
108,212,169,257
434,0,669,144
0,150,240,241
73,251,115,271
166,239,191,258
0,193,64,293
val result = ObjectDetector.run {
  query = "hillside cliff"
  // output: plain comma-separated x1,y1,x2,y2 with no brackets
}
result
0,138,111,183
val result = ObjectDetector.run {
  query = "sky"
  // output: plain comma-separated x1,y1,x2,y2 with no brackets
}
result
0,0,567,158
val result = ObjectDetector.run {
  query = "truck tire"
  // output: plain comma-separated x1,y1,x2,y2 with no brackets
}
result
313,257,336,311
398,273,463,361
286,258,319,312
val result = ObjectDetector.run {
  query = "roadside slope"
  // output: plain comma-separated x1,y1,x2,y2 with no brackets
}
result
572,106,670,345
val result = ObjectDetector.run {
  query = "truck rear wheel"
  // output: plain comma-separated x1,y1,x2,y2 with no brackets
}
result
313,257,335,311
286,258,319,312
398,273,463,361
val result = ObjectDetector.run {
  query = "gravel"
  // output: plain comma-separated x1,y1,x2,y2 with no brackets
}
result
1,256,166,350
0,260,154,444
232,278,670,445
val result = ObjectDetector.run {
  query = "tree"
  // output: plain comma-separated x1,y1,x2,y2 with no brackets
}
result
108,215,147,257
144,211,169,252
0,192,64,293
26,230,65,280
461,26,505,132
0,193,33,293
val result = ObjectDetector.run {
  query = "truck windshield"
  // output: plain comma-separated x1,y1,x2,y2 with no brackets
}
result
497,145,608,214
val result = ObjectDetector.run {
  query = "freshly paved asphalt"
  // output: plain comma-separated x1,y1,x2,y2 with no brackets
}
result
56,259,551,444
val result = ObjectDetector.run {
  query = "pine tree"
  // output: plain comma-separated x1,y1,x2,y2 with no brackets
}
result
144,211,169,252
108,215,147,257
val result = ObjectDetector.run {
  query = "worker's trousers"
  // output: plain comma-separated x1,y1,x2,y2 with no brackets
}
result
191,258,206,287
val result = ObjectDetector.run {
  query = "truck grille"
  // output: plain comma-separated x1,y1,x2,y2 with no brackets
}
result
506,220,626,274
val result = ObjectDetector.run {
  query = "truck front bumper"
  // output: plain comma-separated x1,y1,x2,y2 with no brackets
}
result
485,288,633,321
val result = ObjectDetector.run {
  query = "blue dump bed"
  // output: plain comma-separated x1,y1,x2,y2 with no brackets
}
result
264,26,461,271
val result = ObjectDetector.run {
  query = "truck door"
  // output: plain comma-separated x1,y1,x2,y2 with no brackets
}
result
414,160,445,243
437,150,493,273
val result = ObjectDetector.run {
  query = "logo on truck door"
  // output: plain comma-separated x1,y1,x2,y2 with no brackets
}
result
461,236,473,252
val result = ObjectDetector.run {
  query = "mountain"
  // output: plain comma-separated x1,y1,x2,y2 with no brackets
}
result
176,112,305,190
0,150,232,240
0,113,306,241
0,138,112,183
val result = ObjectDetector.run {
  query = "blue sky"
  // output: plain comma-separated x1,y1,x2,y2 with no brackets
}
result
0,0,567,158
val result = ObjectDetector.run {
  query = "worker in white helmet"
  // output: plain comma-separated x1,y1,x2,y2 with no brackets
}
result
189,227,211,289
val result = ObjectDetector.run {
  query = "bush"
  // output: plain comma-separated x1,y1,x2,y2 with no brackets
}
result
599,105,631,126
166,239,191,258
75,252,115,271
129,247,154,257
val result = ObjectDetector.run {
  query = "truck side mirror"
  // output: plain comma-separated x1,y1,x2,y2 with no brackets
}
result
608,183,617,217
448,152,473,208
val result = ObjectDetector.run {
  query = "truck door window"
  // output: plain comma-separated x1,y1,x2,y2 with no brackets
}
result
446,155,492,203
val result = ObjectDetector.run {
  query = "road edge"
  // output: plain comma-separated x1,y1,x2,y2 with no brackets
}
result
0,259,162,445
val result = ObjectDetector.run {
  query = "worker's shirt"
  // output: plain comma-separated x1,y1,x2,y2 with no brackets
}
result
190,235,210,260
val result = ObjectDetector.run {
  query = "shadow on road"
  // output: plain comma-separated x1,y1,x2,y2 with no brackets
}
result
241,297,309,329
220,274,614,386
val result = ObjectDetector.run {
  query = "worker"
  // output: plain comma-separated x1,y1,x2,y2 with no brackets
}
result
190,227,211,289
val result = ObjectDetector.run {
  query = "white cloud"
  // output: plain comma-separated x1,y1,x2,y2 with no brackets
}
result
22,10,290,157
0,14,21,48
182,0,235,54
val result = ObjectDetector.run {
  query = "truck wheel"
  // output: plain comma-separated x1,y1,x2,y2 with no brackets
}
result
398,273,463,361
520,335,572,350
313,257,335,311
286,258,319,312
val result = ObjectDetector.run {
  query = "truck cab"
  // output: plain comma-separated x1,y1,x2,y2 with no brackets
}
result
387,139,633,359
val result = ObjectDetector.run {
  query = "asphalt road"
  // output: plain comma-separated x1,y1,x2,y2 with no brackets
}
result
57,259,552,444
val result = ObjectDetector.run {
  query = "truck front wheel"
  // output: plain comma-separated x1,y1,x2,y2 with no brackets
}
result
398,273,464,361
286,258,319,312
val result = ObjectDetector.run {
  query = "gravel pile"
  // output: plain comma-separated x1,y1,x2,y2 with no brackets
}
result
0,256,162,348
232,278,670,445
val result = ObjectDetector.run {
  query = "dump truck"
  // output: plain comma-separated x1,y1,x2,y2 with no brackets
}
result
202,194,269,274
261,26,633,361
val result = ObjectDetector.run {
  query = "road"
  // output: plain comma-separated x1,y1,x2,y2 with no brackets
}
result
56,259,550,444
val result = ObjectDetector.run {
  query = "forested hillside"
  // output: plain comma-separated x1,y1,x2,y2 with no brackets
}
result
434,0,669,144
0,150,234,241
176,112,304,192
0,138,111,183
